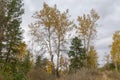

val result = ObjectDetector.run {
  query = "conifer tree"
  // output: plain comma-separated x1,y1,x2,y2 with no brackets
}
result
68,37,86,70
0,0,24,77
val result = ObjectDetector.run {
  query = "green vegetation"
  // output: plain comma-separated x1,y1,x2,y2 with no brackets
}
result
68,37,86,70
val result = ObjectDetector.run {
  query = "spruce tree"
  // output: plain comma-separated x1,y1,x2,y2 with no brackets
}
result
68,37,86,70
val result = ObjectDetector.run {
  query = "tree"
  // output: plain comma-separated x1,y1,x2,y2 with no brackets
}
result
35,55,48,70
59,55,69,71
0,0,5,67
35,55,42,68
29,3,56,74
0,0,7,41
68,37,86,71
110,31,120,71
77,9,99,67
0,0,8,60
0,0,24,79
12,49,33,80
29,3,73,77
77,9,99,53
22,52,32,74
59,55,69,76
87,46,98,69
103,54,114,70
52,7,73,77
5,0,23,72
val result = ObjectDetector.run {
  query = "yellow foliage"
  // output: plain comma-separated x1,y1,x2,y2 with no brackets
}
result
16,42,27,60
46,61,52,74
77,9,99,52
46,65,52,74
87,46,98,69
111,31,120,64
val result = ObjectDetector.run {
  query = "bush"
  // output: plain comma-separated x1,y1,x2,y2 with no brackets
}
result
13,72,27,80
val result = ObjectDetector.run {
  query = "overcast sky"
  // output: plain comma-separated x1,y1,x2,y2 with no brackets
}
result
21,0,120,66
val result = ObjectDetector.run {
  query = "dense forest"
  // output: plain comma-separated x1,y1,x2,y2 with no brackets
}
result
0,0,120,80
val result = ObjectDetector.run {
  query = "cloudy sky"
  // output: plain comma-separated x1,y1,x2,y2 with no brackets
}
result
21,0,120,66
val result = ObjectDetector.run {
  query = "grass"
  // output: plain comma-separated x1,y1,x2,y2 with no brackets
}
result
56,69,120,80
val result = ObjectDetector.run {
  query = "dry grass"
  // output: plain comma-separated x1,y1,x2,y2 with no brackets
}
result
27,68,120,80
28,69,48,80
57,69,120,80
28,68,54,80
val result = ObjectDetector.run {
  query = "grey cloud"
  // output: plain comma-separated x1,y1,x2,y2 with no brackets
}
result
96,37,112,48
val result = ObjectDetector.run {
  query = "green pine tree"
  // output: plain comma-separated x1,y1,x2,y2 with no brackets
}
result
35,55,42,68
35,55,48,70
1,0,24,71
68,37,86,71
0,0,24,79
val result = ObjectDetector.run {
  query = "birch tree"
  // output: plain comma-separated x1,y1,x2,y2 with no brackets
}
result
53,8,73,77
29,3,56,67
77,9,99,67
77,9,99,52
